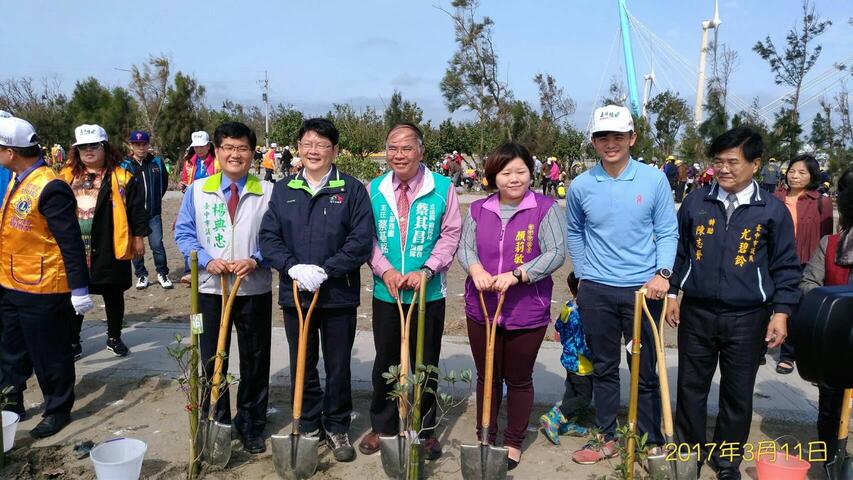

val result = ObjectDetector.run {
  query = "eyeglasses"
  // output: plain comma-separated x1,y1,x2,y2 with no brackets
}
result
219,145,252,154
386,145,418,156
78,143,103,152
712,159,746,170
298,141,334,152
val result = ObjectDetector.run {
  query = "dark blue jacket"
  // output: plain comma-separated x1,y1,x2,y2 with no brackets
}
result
670,181,801,315
259,165,374,308
120,153,168,216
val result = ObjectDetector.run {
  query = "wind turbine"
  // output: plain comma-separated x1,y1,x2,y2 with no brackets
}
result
642,71,656,118
693,0,721,125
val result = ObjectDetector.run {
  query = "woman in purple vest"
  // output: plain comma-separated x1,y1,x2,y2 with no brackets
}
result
458,142,567,470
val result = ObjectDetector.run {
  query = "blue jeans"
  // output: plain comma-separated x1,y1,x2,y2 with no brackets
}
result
132,214,169,278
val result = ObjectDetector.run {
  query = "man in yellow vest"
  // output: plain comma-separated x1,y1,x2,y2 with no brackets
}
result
262,143,278,182
0,116,92,438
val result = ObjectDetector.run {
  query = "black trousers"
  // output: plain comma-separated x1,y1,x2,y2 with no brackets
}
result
578,280,664,445
818,384,845,462
72,285,125,343
282,303,357,434
674,297,768,471
199,291,272,437
369,297,445,437
0,289,75,417
560,372,593,419
264,168,275,182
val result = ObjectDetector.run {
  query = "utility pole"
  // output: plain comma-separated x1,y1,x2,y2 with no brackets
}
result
262,71,270,148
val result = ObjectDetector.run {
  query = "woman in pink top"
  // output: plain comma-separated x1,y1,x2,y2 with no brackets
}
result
773,154,833,374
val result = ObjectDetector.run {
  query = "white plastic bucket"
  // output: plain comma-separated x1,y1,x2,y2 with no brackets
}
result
90,438,147,480
2,410,19,452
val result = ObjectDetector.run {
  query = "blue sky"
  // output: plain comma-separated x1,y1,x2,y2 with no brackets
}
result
7,0,852,131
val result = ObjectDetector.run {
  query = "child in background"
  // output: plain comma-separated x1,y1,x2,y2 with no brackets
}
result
539,272,593,445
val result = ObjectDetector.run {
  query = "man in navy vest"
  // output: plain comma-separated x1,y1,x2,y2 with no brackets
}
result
120,130,171,290
358,123,461,460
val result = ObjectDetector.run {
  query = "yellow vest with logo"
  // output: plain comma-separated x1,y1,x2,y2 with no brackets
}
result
0,166,70,293
60,166,134,260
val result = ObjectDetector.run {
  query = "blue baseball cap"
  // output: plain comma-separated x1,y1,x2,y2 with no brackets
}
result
128,130,150,143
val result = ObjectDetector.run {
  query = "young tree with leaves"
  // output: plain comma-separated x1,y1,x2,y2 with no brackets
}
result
383,90,423,130
438,0,514,152
753,0,831,158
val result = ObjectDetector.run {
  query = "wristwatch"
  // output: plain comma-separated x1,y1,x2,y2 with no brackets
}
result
656,268,672,279
512,268,524,283
422,266,435,281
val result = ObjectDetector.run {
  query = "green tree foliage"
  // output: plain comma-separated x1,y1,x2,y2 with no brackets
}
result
439,0,514,152
157,73,205,164
753,0,831,158
269,105,305,147
66,77,139,143
0,78,73,147
646,90,690,157
383,90,424,130
201,100,264,143
129,54,170,141
330,104,384,168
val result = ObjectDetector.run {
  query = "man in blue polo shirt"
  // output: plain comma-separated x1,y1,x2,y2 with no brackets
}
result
566,105,678,465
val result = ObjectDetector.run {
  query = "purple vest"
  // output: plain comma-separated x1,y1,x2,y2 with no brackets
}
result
465,191,556,330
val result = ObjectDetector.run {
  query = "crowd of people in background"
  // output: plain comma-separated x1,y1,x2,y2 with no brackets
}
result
0,103,850,480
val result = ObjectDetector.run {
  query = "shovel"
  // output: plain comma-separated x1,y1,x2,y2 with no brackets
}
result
827,388,853,479
460,291,508,480
624,290,645,480
203,273,242,467
379,296,419,479
272,283,321,480
640,293,697,480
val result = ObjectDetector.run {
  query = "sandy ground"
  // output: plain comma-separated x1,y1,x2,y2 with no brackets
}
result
0,194,831,479
0,377,827,480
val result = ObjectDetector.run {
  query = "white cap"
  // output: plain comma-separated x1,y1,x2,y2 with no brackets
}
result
0,110,12,118
591,105,634,134
271,142,278,148
73,124,108,146
0,116,39,148
190,130,210,147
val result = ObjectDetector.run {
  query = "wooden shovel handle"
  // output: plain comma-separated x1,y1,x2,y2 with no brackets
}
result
640,293,673,438
478,291,505,443
291,283,320,434
210,275,242,416
839,389,852,441
395,296,418,424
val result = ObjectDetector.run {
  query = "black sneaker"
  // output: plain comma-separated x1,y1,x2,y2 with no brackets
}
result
326,431,356,462
71,343,82,361
106,337,129,357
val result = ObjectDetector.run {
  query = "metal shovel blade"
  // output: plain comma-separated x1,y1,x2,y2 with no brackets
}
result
379,435,408,479
673,450,699,480
647,447,675,479
272,433,320,480
205,420,232,467
826,455,853,480
460,443,508,480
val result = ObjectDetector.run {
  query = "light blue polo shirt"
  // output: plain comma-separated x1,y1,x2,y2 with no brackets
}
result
566,158,678,287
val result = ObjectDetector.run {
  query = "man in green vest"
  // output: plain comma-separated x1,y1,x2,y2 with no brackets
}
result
358,123,462,460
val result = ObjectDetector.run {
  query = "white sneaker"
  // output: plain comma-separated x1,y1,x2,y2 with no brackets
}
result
158,274,173,289
136,276,149,289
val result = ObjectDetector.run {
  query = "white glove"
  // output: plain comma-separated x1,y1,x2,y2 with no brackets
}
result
71,294,94,316
288,264,317,291
305,266,328,291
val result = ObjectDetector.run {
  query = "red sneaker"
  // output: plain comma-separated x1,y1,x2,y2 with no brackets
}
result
572,437,618,465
